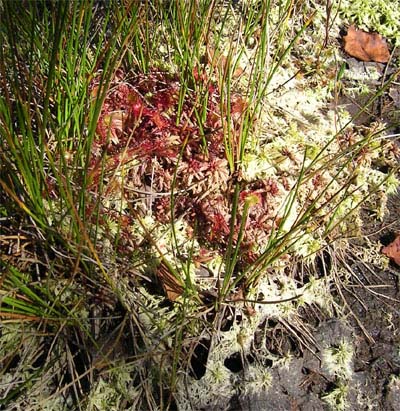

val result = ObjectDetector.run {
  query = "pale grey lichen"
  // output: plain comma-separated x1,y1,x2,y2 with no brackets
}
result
323,383,350,411
323,340,354,380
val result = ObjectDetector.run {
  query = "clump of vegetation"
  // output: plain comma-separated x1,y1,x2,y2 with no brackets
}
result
89,69,238,251
0,1,399,410
339,0,400,45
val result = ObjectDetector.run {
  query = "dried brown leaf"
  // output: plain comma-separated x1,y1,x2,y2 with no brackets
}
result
156,262,184,301
382,235,400,265
343,25,390,63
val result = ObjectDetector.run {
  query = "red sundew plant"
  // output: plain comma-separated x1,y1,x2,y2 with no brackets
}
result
89,69,279,262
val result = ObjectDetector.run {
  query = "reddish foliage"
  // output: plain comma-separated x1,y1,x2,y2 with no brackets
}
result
93,71,221,165
89,69,281,264
209,212,231,242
